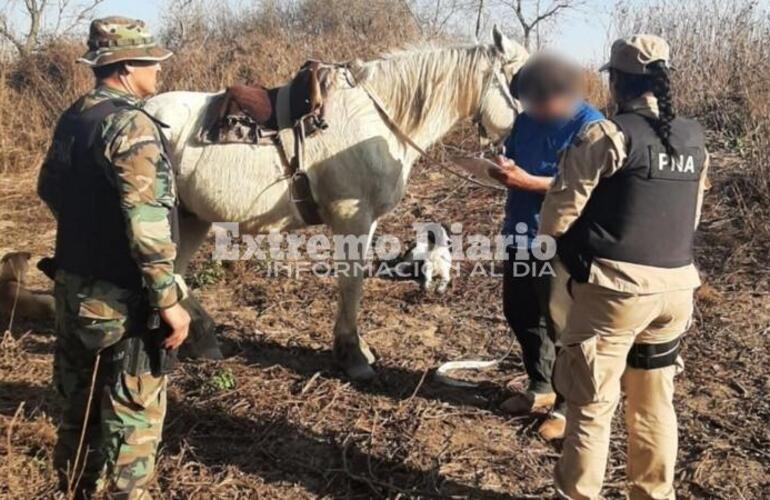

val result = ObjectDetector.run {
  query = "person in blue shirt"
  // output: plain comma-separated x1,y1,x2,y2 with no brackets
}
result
490,53,604,440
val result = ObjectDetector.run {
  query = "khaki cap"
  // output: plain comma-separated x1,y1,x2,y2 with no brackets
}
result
78,16,172,67
599,34,672,75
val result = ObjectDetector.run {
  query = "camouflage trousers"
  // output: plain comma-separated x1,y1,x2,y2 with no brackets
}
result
53,271,166,499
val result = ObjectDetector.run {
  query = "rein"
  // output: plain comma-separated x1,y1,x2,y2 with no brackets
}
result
355,79,507,193
355,65,520,386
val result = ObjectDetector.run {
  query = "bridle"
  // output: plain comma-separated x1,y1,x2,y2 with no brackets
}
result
473,56,519,147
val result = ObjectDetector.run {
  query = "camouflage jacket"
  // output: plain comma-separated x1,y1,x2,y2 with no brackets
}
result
39,85,181,309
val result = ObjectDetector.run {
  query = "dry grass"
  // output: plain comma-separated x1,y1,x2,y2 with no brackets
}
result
2,152,769,499
616,0,770,208
0,1,769,499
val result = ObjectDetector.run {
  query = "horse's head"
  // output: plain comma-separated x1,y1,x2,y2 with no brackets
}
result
476,26,529,144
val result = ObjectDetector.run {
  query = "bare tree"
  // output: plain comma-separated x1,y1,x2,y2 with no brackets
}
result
496,0,583,50
475,0,485,39
407,0,479,38
400,0,426,35
0,0,104,57
162,0,204,50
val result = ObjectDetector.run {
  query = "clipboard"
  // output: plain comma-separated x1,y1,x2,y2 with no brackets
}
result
451,156,505,185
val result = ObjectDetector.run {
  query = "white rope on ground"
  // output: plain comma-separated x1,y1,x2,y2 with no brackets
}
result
433,330,516,388
5,260,22,333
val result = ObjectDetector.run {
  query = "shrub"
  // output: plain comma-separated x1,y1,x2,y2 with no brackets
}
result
614,0,770,207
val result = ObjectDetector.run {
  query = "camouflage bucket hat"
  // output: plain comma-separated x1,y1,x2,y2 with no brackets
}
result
599,34,673,75
78,16,172,67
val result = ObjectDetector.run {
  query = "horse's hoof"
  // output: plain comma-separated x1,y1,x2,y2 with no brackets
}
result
334,339,376,382
345,362,376,382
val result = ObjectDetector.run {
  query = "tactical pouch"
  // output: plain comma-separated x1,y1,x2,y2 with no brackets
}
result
113,335,153,376
148,327,179,376
107,318,179,377
156,346,179,375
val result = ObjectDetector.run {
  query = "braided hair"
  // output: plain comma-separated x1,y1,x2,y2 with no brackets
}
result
611,61,677,155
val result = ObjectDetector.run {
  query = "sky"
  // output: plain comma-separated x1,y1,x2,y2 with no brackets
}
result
88,0,616,64
4,0,769,65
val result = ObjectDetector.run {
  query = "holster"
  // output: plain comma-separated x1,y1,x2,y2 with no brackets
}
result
107,308,179,377
111,335,153,376
146,309,180,375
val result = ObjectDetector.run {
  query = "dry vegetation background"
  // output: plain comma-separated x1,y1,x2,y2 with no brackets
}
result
1,0,769,498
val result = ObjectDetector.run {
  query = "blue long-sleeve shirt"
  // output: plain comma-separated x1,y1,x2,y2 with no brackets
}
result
502,101,604,244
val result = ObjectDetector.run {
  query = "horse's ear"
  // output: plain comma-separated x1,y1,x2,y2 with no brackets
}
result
492,25,527,63
492,25,508,54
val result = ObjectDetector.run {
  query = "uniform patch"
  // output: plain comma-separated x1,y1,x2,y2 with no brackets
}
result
648,146,702,181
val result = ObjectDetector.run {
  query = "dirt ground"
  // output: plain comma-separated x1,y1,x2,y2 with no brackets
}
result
1,148,768,499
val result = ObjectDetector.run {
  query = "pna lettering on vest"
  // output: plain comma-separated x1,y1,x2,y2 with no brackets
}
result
658,153,695,173
650,147,701,181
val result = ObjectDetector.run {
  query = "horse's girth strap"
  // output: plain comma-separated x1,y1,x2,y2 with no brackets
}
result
276,85,296,165
276,85,323,226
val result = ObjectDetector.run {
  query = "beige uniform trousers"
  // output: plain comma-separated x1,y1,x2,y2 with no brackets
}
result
553,281,694,500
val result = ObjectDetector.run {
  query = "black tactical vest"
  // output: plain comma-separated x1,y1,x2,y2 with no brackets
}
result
558,112,706,282
53,99,179,290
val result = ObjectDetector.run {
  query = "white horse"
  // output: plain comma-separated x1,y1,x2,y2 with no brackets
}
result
146,28,527,381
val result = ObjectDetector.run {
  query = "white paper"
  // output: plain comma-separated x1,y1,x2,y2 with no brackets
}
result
451,156,504,184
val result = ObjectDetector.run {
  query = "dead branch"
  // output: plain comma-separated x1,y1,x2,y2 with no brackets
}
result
496,0,584,49
0,0,103,57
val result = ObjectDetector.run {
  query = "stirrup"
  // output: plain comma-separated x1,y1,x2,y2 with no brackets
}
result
290,171,313,203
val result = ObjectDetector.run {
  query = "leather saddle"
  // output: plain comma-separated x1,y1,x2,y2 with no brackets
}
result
199,60,329,145
197,60,338,226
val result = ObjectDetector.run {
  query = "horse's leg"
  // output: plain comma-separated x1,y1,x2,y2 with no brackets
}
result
175,211,222,360
331,212,378,381
176,210,211,275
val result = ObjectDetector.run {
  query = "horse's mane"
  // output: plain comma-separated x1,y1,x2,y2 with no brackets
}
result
351,43,494,136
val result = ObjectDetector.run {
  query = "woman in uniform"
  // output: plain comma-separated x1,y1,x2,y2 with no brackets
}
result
538,35,709,499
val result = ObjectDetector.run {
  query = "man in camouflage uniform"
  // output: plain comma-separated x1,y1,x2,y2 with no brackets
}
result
38,17,190,499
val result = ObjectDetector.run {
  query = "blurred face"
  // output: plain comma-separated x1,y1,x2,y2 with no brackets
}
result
125,61,162,97
524,93,578,122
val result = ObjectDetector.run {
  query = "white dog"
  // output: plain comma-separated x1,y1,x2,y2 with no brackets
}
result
376,224,452,293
